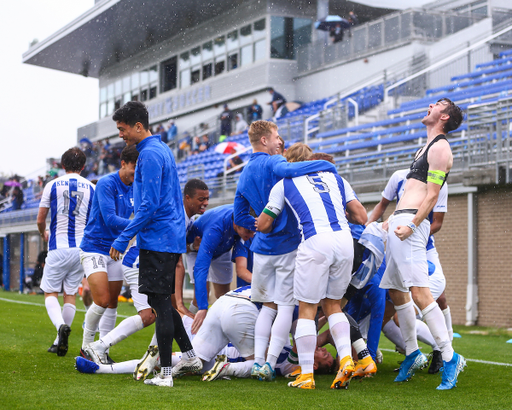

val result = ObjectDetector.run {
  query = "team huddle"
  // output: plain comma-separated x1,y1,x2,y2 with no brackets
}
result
38,98,465,391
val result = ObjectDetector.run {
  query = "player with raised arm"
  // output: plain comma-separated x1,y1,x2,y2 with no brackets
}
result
37,147,94,356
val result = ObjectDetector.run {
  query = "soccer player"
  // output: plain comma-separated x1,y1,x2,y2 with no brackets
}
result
234,121,337,382
79,145,138,361
37,147,94,356
257,148,367,389
379,98,465,390
109,101,199,388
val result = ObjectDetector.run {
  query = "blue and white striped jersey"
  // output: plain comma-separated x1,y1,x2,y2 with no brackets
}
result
39,173,95,251
266,171,357,241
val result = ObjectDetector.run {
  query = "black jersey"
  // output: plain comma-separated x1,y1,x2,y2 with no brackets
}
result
407,134,449,186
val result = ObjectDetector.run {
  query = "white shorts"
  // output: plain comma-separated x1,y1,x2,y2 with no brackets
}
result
40,248,83,294
380,213,430,292
427,247,446,300
80,250,124,281
122,265,151,312
294,230,353,304
358,314,371,340
183,252,197,284
252,250,297,305
183,251,233,285
192,295,259,361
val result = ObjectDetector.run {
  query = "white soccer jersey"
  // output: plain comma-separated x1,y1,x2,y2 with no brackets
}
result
266,172,357,241
40,173,95,251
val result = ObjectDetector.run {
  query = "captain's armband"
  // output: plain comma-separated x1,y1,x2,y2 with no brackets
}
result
427,170,446,186
262,207,277,219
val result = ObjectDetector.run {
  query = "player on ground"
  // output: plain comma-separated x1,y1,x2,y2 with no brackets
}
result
37,147,94,356
379,98,465,390
257,148,367,389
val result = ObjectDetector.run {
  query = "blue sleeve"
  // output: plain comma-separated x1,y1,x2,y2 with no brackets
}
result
186,224,200,244
194,227,223,310
231,238,249,262
97,179,130,231
272,156,336,178
111,151,162,253
365,284,386,361
234,189,256,231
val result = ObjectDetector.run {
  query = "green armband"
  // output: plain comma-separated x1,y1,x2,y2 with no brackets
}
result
427,170,446,186
263,207,277,219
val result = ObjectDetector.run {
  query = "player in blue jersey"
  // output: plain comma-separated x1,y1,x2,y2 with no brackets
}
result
231,237,252,287
186,204,255,333
234,121,337,382
79,145,138,361
109,101,199,387
257,149,367,389
37,147,95,356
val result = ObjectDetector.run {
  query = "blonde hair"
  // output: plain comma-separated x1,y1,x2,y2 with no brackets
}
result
285,143,313,163
309,152,335,164
248,120,278,146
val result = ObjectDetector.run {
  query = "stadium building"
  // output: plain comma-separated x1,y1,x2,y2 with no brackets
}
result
1,0,512,327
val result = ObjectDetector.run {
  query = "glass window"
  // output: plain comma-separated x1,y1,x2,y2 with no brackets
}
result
228,53,238,70
140,69,149,85
149,85,157,100
203,62,213,80
180,51,190,68
100,87,107,103
202,41,213,60
114,98,122,110
190,47,201,65
191,65,201,84
132,94,139,101
107,99,114,114
271,16,311,60
241,44,253,67
293,18,312,52
107,83,114,100
131,72,139,90
254,18,266,39
254,39,266,62
180,69,191,88
149,65,158,83
240,24,252,45
227,30,238,51
140,89,148,102
215,58,225,75
123,92,131,104
122,76,130,93
214,36,226,56
161,56,177,92
100,102,107,118
115,79,122,96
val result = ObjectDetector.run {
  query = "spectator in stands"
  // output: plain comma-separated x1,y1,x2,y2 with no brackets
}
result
348,11,359,37
330,23,344,43
199,134,211,152
33,176,45,200
220,104,233,137
247,99,263,123
267,87,286,114
191,136,201,155
217,147,244,178
157,124,168,144
11,186,24,210
233,114,248,135
168,120,178,147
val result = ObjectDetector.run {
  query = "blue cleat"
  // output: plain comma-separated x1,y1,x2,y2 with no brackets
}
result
436,352,466,390
250,363,262,379
259,362,276,381
394,349,428,382
75,356,100,374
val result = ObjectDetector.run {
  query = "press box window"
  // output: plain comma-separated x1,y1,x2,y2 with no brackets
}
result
161,56,177,92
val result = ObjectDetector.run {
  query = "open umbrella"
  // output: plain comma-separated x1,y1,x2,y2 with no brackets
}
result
214,141,246,154
315,15,351,31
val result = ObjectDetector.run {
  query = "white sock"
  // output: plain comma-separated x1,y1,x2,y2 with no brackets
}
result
295,318,317,375
254,306,277,365
225,360,255,378
171,353,183,366
62,303,76,326
99,307,117,339
161,366,173,377
416,319,439,351
95,359,140,374
45,296,64,331
83,303,106,348
84,304,90,312
382,320,406,353
266,305,294,368
149,332,158,347
422,302,453,362
352,338,368,357
442,307,454,341
395,301,419,356
182,349,197,360
328,312,351,359
100,315,143,348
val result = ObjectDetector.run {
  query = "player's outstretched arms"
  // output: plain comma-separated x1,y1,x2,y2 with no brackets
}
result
346,200,367,225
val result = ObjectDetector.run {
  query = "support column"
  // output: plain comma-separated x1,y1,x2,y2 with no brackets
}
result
19,233,25,293
466,192,478,325
3,235,10,291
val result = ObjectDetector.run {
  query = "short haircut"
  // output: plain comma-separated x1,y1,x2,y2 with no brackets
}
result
438,98,463,133
120,144,139,164
61,147,86,173
184,179,209,197
285,143,312,163
309,152,335,165
112,101,149,131
248,120,278,146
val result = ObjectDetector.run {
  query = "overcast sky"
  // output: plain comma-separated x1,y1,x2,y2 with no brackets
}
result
0,0,97,178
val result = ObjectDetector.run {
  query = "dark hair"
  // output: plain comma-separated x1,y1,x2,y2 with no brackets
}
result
309,152,336,165
438,98,463,133
61,147,86,173
267,87,274,92
120,144,139,164
184,179,209,197
112,101,149,131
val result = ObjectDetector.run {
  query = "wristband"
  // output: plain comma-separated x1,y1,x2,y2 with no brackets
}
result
189,243,196,252
406,222,416,233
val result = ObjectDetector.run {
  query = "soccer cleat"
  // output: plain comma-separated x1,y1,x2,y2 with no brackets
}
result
258,362,276,382
353,356,377,379
250,363,262,379
144,374,173,387
171,356,203,378
288,373,315,389
436,352,466,390
57,324,71,357
428,350,443,374
284,367,301,378
83,341,108,364
47,344,58,354
375,348,384,364
331,355,355,389
134,345,160,381
75,356,100,374
105,353,116,365
79,348,93,361
394,349,428,382
202,355,229,382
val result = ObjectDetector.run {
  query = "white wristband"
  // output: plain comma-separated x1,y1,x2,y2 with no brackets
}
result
189,243,196,252
406,222,417,233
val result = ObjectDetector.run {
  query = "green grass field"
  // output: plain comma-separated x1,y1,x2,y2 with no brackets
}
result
1,291,511,410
